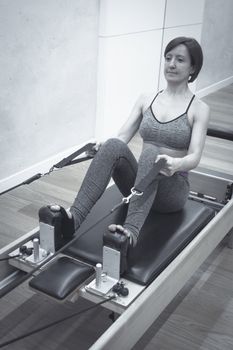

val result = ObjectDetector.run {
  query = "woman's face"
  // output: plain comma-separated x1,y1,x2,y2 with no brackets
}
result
164,44,194,84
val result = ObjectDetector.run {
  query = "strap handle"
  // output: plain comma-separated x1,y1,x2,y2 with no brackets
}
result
53,142,96,168
134,158,166,193
1,142,96,196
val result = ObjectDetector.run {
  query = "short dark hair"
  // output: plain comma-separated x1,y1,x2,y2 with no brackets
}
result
164,37,203,82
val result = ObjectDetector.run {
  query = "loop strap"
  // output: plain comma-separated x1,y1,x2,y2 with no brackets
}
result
134,158,166,193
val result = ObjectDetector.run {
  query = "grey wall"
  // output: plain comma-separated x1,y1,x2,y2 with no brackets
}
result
96,0,205,140
0,0,99,183
197,0,233,90
2,0,233,189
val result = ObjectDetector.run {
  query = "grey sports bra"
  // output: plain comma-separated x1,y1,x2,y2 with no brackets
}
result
139,91,195,150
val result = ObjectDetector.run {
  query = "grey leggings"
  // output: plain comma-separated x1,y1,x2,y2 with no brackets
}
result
70,138,189,240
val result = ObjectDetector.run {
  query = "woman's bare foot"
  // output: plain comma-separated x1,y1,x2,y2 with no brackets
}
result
50,205,75,240
108,224,137,247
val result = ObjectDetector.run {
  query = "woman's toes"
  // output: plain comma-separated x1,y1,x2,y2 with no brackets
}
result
108,224,137,246
116,224,125,232
108,224,118,232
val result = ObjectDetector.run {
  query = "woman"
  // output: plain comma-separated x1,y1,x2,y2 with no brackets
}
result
59,36,210,247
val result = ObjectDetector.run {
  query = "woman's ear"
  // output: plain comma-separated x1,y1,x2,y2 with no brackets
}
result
190,65,195,75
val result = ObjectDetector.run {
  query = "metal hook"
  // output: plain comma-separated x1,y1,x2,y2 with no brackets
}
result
122,187,143,204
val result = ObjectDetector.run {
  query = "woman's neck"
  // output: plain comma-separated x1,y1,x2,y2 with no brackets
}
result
164,83,192,98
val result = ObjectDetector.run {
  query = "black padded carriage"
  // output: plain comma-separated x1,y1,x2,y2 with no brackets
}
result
30,185,214,299
65,186,214,284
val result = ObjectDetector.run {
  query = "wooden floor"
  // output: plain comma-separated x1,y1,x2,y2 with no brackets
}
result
0,85,233,349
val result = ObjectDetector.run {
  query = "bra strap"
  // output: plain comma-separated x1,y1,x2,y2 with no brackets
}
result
150,90,163,107
185,94,195,113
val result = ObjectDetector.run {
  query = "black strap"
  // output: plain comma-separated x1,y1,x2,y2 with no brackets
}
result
0,295,115,348
185,94,195,114
134,158,166,193
53,142,96,168
0,173,43,196
150,90,163,107
0,143,96,196
151,92,195,115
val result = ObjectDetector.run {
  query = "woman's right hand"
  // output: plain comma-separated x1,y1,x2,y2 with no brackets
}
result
85,141,103,157
88,141,103,157
93,141,103,152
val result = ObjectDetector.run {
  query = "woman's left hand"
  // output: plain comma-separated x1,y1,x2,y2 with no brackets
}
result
155,154,179,176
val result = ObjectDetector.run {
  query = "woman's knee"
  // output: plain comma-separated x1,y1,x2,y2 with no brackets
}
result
100,138,127,157
152,176,189,213
103,137,125,149
153,195,187,213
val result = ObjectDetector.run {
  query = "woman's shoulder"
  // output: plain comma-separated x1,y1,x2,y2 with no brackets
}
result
192,96,210,123
138,92,159,112
194,96,210,114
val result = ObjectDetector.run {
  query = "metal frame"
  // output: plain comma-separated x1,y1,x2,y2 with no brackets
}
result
0,228,38,287
89,197,233,349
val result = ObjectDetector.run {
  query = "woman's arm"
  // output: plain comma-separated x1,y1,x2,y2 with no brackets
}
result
93,95,145,152
116,95,145,144
157,100,210,176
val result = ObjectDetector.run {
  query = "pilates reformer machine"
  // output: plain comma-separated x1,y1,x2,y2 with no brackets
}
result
0,131,233,349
